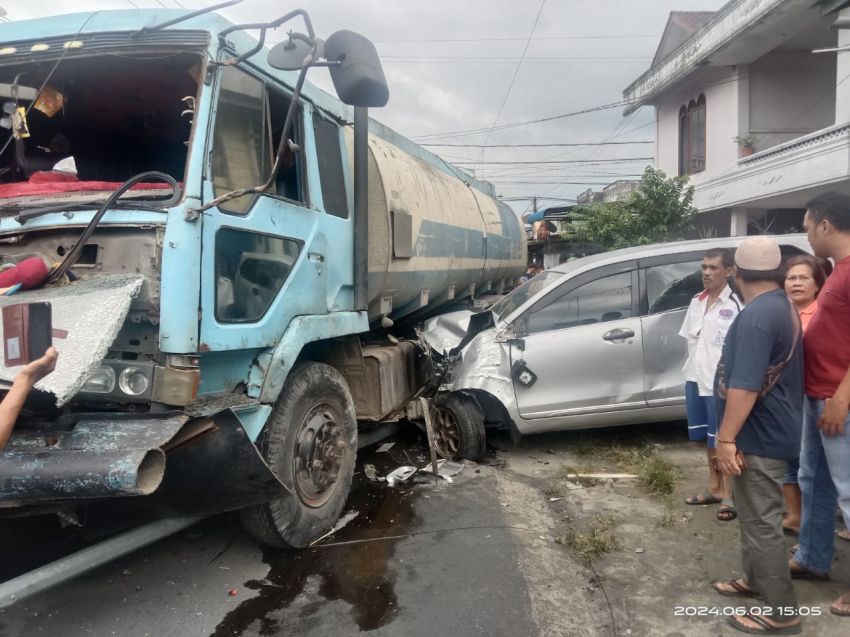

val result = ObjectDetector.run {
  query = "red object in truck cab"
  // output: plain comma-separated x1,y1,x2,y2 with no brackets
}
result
0,257,49,290
0,171,177,198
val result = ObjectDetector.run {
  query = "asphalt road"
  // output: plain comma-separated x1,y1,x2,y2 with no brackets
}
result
0,435,539,637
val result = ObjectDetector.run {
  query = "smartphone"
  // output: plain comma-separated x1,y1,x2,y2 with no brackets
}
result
2,301,52,366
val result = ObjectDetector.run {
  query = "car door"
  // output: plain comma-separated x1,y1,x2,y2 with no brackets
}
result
638,252,704,407
512,261,644,419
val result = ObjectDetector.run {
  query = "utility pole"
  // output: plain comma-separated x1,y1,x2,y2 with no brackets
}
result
532,195,538,214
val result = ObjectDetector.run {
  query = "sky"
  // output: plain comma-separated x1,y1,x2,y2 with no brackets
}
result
2,0,729,216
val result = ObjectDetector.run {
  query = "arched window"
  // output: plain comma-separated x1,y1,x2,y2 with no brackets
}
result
677,94,706,175
678,106,689,177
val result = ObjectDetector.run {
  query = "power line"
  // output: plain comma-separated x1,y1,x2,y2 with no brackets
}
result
373,35,660,44
412,100,630,141
382,58,650,66
423,141,653,148
452,157,653,165
473,0,547,171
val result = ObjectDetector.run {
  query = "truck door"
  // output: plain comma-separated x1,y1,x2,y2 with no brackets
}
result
199,65,352,354
512,262,645,423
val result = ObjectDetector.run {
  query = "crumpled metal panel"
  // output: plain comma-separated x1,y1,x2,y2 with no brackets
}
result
0,413,187,505
446,329,517,417
0,275,144,406
419,310,474,354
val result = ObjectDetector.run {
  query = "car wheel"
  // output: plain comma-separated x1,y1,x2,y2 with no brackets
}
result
432,393,486,462
241,362,357,548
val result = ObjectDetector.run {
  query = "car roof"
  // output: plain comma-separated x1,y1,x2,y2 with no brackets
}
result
549,234,811,277
502,234,811,324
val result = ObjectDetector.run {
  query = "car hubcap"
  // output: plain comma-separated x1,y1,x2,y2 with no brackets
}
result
293,405,347,508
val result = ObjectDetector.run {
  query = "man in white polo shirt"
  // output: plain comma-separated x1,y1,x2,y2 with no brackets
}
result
680,247,742,520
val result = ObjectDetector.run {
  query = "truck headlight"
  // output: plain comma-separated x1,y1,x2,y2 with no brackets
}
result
118,367,150,396
81,366,116,393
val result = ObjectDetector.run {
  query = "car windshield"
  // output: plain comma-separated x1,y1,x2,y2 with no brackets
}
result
491,270,564,320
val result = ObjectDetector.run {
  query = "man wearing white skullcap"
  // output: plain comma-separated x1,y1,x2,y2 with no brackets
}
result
711,235,805,634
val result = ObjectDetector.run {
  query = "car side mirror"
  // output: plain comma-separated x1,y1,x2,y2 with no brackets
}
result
324,30,389,107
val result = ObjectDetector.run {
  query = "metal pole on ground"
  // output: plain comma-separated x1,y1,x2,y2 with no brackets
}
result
0,516,203,609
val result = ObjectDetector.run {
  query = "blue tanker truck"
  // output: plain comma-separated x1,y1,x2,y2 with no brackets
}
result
0,3,525,549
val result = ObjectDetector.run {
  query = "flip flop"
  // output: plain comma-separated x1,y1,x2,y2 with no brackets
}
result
831,591,850,617
717,498,737,521
727,612,801,635
685,492,722,505
712,579,761,599
782,526,799,536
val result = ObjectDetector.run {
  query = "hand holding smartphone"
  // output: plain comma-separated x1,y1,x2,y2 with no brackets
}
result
2,301,53,367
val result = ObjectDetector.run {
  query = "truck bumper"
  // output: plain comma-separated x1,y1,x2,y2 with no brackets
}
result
0,410,286,515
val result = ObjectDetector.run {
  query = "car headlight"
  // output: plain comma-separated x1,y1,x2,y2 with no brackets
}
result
81,366,116,393
118,366,150,396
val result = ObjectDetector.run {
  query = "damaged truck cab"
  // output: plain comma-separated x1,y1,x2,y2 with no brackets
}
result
0,7,525,548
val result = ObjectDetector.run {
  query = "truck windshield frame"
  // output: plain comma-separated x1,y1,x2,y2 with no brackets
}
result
0,45,206,211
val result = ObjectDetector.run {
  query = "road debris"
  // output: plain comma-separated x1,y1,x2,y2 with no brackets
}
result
375,442,395,453
385,466,418,486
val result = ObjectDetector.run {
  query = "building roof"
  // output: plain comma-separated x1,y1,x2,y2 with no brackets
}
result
651,11,716,67
623,0,836,115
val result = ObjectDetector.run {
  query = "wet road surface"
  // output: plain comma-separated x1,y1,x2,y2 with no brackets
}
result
0,433,536,636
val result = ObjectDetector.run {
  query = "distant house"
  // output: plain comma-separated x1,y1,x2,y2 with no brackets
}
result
624,0,850,236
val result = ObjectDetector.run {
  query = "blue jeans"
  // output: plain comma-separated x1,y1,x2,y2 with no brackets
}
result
795,396,850,573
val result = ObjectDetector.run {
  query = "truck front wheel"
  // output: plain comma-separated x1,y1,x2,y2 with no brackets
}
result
241,362,357,548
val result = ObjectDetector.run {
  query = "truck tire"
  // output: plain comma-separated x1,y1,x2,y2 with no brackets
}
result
433,392,486,462
241,361,357,548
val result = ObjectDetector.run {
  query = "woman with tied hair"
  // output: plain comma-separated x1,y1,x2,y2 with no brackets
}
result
782,254,828,536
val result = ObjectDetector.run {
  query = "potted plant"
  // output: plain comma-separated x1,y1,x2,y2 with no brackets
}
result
734,133,756,157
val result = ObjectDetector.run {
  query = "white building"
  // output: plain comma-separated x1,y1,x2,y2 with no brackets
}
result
624,0,850,236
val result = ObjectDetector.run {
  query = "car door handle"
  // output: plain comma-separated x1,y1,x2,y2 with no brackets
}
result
602,328,635,341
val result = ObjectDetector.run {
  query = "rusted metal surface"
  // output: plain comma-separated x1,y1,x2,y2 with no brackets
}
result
419,397,440,485
0,413,187,506
151,410,288,515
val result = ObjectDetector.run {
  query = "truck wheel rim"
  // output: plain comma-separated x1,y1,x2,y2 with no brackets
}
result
293,405,345,508
433,408,460,459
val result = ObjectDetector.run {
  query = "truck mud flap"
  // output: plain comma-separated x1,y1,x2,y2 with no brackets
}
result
147,409,288,516
0,413,188,507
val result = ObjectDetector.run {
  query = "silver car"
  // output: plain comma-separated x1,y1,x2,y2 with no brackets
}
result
423,235,811,460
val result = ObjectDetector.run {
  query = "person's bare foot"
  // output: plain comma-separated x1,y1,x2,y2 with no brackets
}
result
831,591,850,617
838,529,850,542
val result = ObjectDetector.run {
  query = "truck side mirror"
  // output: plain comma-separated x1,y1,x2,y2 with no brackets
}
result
267,36,323,72
324,30,389,107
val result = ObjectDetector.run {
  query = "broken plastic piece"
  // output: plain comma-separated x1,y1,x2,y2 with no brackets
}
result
385,465,417,486
375,442,395,453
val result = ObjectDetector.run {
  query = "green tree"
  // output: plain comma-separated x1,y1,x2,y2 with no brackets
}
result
575,167,697,250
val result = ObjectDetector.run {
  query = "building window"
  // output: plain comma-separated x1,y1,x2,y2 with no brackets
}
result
677,94,706,176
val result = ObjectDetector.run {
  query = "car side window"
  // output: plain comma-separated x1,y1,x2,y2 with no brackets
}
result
645,260,703,315
527,271,633,334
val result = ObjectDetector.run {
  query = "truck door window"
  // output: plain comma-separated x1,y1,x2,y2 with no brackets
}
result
644,260,702,314
312,112,348,218
215,227,301,322
267,87,306,204
527,271,633,333
211,66,269,214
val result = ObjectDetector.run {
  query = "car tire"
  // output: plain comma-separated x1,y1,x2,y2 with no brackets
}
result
433,392,487,462
241,361,357,549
